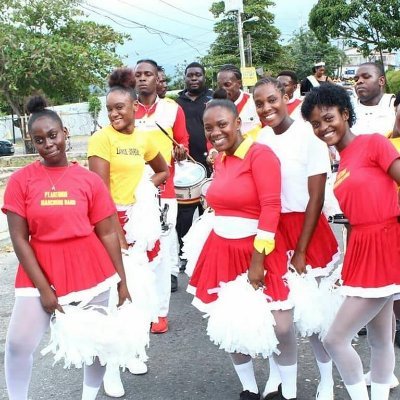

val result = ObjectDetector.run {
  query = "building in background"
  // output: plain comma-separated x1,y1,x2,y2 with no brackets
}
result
341,48,399,79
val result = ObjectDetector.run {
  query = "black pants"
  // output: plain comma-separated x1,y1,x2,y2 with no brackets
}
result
176,202,204,256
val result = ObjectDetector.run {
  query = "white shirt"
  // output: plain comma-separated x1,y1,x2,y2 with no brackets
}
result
257,119,331,213
352,93,395,136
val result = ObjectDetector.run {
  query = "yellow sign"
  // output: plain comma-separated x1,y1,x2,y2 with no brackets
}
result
241,67,258,87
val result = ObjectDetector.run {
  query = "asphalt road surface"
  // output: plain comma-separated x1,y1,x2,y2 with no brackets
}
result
0,239,399,400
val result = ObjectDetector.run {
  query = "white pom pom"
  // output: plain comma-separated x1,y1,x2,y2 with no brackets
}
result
318,265,344,339
182,210,215,277
124,176,161,251
286,266,324,337
205,274,279,358
123,248,159,323
41,302,150,369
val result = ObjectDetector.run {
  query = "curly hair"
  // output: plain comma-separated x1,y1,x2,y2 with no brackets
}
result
301,83,356,127
108,67,136,100
394,91,400,108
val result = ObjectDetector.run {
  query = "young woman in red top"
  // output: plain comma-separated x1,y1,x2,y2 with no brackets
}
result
302,83,400,400
188,99,297,400
3,96,130,400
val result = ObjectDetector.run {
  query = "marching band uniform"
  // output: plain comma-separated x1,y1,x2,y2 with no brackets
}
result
135,96,189,331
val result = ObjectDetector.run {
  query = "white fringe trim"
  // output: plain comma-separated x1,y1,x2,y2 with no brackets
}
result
340,284,400,298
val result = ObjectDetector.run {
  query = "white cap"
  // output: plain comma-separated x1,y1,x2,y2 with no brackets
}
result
314,61,325,67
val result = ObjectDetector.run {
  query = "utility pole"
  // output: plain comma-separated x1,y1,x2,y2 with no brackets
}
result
247,33,253,67
237,10,246,69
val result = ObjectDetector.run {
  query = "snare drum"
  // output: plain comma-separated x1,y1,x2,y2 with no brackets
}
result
200,178,213,210
174,161,207,204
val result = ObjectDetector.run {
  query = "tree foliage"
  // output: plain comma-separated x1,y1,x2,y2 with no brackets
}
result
0,0,128,118
309,0,400,59
386,69,400,94
201,0,282,76
281,28,346,81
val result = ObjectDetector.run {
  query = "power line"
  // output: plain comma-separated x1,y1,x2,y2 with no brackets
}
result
83,3,211,54
115,0,212,32
158,0,215,22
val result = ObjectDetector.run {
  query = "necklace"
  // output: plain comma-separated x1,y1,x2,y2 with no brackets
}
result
43,164,70,191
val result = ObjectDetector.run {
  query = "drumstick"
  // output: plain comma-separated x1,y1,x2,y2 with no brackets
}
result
155,122,196,163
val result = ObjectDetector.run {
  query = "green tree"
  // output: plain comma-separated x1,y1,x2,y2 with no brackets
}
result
386,70,400,94
309,0,400,66
0,0,128,152
168,61,188,90
201,0,282,78
282,28,346,81
88,95,102,135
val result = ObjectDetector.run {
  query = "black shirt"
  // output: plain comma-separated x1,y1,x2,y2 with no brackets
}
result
176,88,213,174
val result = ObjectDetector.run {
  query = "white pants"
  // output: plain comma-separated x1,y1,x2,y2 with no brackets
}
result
154,198,179,317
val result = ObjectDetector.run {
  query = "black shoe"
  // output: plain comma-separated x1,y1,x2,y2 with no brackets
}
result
239,390,260,400
179,258,187,272
171,275,178,292
263,390,279,400
358,326,367,336
277,384,296,400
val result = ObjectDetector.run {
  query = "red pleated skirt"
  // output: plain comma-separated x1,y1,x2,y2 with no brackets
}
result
279,212,339,272
341,218,400,297
117,210,160,262
15,232,119,303
189,230,290,308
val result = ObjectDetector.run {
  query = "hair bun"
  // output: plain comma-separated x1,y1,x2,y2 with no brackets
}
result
108,68,136,90
26,96,48,114
213,88,228,100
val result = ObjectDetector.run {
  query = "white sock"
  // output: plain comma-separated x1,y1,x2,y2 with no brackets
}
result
345,381,369,400
371,382,390,400
233,360,259,394
81,384,100,400
276,363,297,399
263,357,281,396
316,359,334,385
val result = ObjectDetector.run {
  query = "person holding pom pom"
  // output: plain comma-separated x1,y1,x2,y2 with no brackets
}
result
3,95,130,400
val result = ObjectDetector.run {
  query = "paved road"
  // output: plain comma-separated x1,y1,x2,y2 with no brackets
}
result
0,245,399,400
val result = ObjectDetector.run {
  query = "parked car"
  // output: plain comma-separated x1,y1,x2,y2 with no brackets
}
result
0,140,15,156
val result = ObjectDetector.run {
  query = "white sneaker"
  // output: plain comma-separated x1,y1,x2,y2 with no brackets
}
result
316,381,334,399
103,365,125,398
126,358,148,375
364,371,399,389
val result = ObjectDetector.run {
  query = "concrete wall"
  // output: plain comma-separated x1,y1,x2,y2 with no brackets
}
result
0,96,109,141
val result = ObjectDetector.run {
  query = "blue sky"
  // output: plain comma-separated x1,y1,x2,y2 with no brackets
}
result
83,0,317,73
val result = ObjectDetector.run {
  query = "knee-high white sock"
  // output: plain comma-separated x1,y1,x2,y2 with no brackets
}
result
233,360,259,394
345,381,369,400
263,357,281,396
82,384,100,400
316,359,333,385
276,363,297,399
370,382,390,400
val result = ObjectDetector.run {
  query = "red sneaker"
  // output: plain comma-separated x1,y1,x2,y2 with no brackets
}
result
151,317,168,334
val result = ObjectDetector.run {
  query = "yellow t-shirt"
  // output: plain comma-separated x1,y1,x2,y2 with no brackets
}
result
390,137,400,153
88,125,158,205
